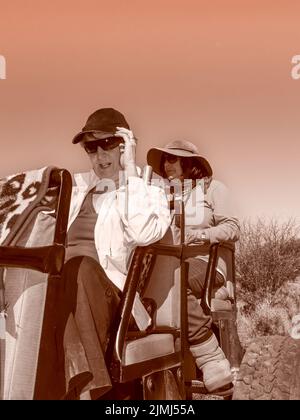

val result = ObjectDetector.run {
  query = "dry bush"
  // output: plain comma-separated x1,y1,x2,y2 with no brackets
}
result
236,218,300,312
237,296,291,347
235,218,300,343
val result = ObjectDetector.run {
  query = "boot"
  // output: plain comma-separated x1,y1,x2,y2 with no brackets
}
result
190,333,233,392
214,286,229,300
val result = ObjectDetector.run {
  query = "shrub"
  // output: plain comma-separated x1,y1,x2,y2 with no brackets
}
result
236,218,300,312
236,279,300,347
237,296,290,342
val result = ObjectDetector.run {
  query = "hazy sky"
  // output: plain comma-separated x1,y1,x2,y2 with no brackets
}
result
0,0,299,221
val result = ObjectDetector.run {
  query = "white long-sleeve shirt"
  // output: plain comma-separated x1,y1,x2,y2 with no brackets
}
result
67,170,171,329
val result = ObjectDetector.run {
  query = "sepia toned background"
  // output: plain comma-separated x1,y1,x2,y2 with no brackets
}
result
0,0,299,221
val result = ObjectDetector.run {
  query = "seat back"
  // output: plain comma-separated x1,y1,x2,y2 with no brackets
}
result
3,212,55,400
142,242,236,326
143,255,181,329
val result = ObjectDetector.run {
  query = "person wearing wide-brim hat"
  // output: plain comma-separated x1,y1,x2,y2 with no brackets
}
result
147,139,240,392
147,140,213,181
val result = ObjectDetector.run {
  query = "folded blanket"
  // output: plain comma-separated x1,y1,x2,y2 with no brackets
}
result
0,166,57,246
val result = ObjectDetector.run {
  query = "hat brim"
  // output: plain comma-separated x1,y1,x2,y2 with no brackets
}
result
147,147,212,177
72,130,116,144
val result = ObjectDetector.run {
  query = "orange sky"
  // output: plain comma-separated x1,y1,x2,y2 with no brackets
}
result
0,0,299,221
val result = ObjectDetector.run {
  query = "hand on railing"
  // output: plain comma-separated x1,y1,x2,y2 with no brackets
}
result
185,229,209,246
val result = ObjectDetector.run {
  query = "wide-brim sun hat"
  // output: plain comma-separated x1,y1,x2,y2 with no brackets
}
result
147,140,213,177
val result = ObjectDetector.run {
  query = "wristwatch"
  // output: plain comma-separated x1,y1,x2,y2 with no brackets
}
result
200,231,207,241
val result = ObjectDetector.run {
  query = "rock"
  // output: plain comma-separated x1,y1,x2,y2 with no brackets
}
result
272,277,300,317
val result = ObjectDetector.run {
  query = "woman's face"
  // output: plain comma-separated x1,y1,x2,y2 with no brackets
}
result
163,155,184,180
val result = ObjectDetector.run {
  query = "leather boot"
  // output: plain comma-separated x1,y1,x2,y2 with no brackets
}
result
190,333,233,392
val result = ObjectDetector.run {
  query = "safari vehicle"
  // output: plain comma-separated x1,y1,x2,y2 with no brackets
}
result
107,239,300,401
0,167,299,400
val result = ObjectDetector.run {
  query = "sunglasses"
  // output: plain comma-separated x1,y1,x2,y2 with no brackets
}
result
83,137,124,154
163,154,180,164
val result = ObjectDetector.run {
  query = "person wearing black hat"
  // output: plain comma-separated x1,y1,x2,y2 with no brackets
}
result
147,140,240,392
56,108,170,399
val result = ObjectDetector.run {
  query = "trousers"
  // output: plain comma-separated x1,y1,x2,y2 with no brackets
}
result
57,256,120,399
186,258,224,345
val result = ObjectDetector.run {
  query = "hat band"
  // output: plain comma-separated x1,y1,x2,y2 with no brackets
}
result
166,148,196,156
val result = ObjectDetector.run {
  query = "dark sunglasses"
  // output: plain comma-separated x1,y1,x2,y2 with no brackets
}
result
163,154,180,164
83,137,124,154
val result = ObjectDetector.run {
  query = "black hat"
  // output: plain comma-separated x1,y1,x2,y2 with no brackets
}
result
72,108,130,144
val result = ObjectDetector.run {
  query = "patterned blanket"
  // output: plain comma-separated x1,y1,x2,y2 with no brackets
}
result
0,166,58,246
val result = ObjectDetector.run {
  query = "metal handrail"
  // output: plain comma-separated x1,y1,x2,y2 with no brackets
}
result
107,241,235,366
